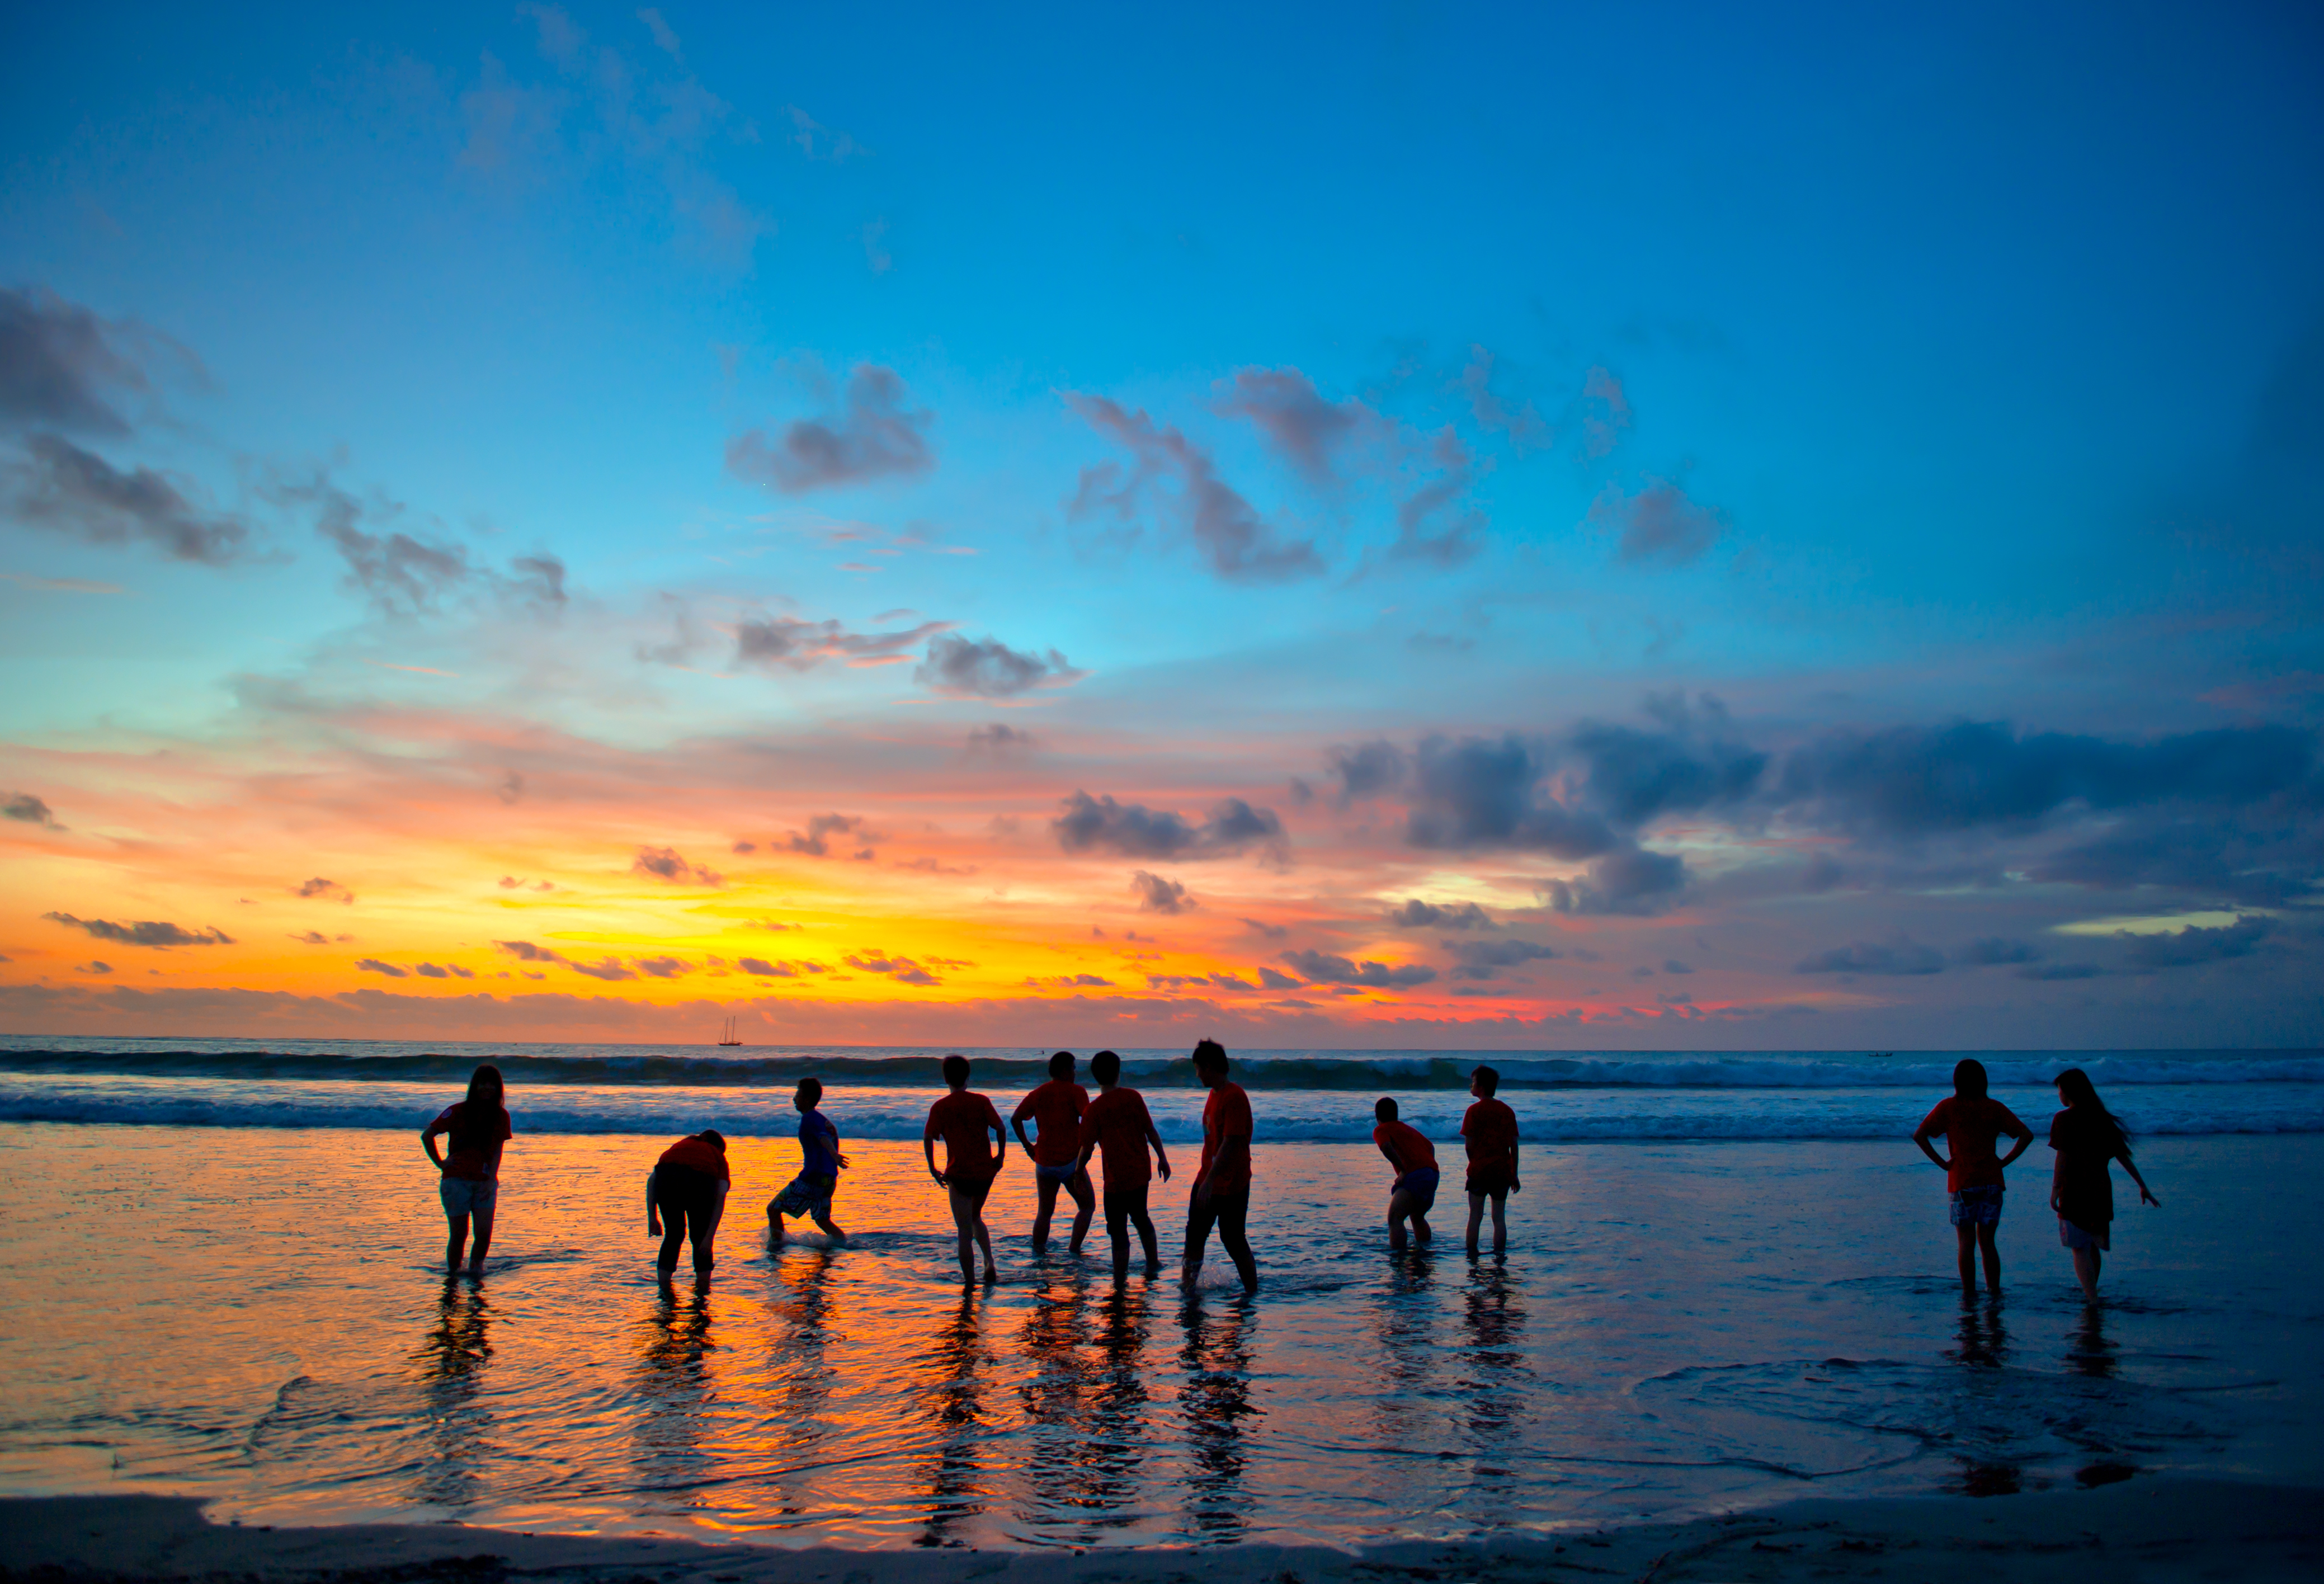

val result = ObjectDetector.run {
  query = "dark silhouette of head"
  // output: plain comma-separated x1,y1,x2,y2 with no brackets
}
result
1048,1050,1074,1080
2056,1067,2130,1153
794,1077,823,1110
467,1063,504,1107
1953,1058,1990,1100
1472,1064,1500,1098
1375,1096,1399,1123
1191,1039,1228,1076
942,1053,971,1086
1091,1049,1123,1084
698,1129,727,1152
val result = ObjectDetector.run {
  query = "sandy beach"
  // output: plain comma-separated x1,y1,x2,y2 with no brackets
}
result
7,1480,2321,1582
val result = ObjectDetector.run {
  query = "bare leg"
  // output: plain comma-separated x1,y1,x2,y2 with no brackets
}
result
812,1208,847,1243
1030,1173,1060,1253
467,1202,496,1275
1489,1194,1507,1255
1955,1222,1979,1290
1066,1170,1096,1254
1132,1206,1159,1277
1465,1192,1486,1255
948,1189,978,1283
445,1210,470,1274
972,1210,997,1282
1387,1189,1413,1251
1977,1223,2002,1292
1413,1206,1432,1247
2073,1246,2101,1299
766,1198,785,1244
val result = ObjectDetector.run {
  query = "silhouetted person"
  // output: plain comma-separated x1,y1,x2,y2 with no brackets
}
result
1076,1048,1173,1283
1373,1096,1438,1251
1181,1039,1257,1293
2049,1066,2158,1299
1012,1050,1094,1256
647,1130,729,1280
1914,1058,2034,1294
422,1063,510,1276
768,1078,848,1245
1461,1066,1520,1256
925,1054,1006,1283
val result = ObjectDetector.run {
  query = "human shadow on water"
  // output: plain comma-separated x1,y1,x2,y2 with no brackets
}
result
407,1276,494,1511
2068,1300,2118,1381
1457,1257,1529,1524
629,1279,718,1506
1084,1285,1157,1528
912,1291,992,1548
764,1247,838,1518
1369,1248,1439,1460
1013,1270,1099,1538
1176,1293,1258,1542
1944,1295,2021,1496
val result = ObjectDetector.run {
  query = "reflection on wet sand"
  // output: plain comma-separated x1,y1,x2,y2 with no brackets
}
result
1012,1270,1105,1539
1370,1250,1439,1460
913,1293,992,1547
409,1277,494,1511
1176,1295,1258,1541
1946,1297,2021,1496
767,1247,840,1521
2069,1301,2118,1380
631,1280,718,1510
1457,1257,1528,1524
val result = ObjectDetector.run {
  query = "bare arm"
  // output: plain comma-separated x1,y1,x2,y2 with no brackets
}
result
924,1132,945,1185
1198,1120,1250,1198
647,1167,661,1235
2120,1151,2159,1206
1997,1116,2035,1170
1509,1139,1521,1191
1912,1125,1951,1171
1145,1117,1172,1181
422,1126,447,1172
706,1180,728,1238
988,1116,1008,1173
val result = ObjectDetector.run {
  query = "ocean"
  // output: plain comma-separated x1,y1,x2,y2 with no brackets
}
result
1,1042,2318,1548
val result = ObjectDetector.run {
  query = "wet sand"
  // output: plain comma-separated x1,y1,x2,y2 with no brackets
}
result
4,1480,2320,1582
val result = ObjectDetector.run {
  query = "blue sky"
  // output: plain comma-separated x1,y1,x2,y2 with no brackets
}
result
2,1,2320,1047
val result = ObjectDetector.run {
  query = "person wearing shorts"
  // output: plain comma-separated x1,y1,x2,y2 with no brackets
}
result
422,1063,511,1277
1181,1039,1258,1294
1372,1096,1439,1251
1461,1066,1520,1256
1914,1058,2034,1294
925,1054,1007,1284
1076,1048,1173,1283
769,1078,848,1244
648,1130,730,1279
1011,1052,1093,1256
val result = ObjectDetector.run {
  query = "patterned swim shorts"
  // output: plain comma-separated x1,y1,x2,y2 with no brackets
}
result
1949,1185,2005,1227
769,1172,836,1220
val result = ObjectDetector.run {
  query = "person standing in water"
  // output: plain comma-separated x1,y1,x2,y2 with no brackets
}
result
1076,1048,1172,1283
1461,1065,1521,1256
768,1078,848,1246
1913,1058,2035,1294
422,1063,511,1277
648,1130,730,1280
1181,1039,1258,1294
925,1054,1007,1284
1012,1051,1094,1257
1373,1097,1439,1251
2049,1067,2159,1299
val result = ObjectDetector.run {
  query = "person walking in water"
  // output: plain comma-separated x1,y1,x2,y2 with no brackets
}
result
925,1054,1007,1284
1462,1065,1520,1256
648,1130,730,1280
768,1078,848,1246
1076,1048,1172,1283
1181,1039,1258,1294
1012,1050,1094,1257
1373,1096,1439,1251
422,1063,511,1277
1913,1058,2035,1294
2049,1067,2159,1300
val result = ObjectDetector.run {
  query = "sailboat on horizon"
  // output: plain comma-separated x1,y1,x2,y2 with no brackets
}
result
717,1016,743,1048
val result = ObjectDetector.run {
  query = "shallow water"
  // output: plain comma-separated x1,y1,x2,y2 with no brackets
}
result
0,1124,2316,1547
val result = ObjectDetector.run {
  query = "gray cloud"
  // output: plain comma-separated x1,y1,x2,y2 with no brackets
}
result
1444,938,1559,981
1052,790,1286,862
7,433,251,564
1459,346,1553,453
727,365,934,493
634,955,692,978
3,793,58,827
1588,477,1727,566
1390,427,1486,567
1795,936,1947,975
785,814,871,858
1404,735,1619,857
1388,898,1493,930
1028,973,1114,989
1543,847,1690,916
844,949,939,986
0,286,158,436
633,846,722,885
2120,914,2273,970
730,612,951,672
1213,366,1373,485
915,634,1086,699
967,723,1038,754
356,958,408,977
1066,393,1323,581
413,963,473,979
295,878,353,904
1279,949,1437,989
44,912,233,947
1955,937,2040,966
1256,967,1301,989
1130,870,1192,913
268,472,564,617
1242,916,1289,940
2019,962,2105,981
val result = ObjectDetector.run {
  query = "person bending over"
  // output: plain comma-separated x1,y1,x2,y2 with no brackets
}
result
1076,1048,1172,1283
1373,1096,1439,1251
1462,1066,1520,1256
1181,1039,1258,1294
769,1078,848,1246
925,1054,1007,1284
1012,1050,1094,1256
1914,1058,2034,1295
648,1129,730,1280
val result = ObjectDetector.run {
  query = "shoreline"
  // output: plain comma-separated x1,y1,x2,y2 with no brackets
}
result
4,1482,2320,1582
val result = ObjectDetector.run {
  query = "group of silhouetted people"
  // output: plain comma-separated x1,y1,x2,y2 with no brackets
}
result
422,1046,2157,1300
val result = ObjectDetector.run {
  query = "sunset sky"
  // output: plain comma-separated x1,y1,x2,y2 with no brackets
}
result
3,1,2321,1049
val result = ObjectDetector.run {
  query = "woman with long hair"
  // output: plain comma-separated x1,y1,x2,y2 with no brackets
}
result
1913,1058,2035,1294
2049,1067,2159,1299
422,1063,512,1276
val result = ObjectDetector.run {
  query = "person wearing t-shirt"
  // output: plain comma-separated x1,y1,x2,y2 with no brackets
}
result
648,1130,730,1279
1181,1039,1258,1293
1074,1048,1173,1283
1913,1058,2035,1294
1011,1051,1094,1257
768,1078,849,1246
1372,1096,1439,1251
1461,1065,1521,1256
421,1063,511,1277
2048,1066,2159,1299
924,1054,1007,1284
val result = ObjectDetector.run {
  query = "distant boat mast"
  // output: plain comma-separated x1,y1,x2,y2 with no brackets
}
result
718,1016,742,1047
